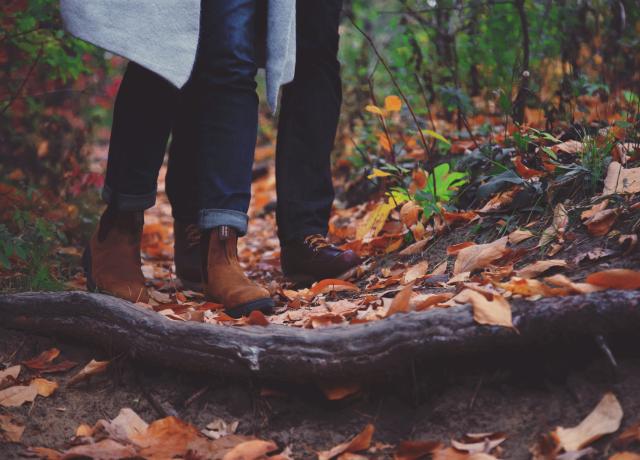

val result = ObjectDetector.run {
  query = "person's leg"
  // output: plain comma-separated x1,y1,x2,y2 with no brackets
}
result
190,0,273,316
166,91,201,289
84,62,178,303
276,0,342,243
277,0,361,283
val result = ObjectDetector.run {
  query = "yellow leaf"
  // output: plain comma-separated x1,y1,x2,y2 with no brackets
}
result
451,289,512,328
356,201,395,240
425,129,450,145
365,104,385,116
367,168,392,179
384,95,402,112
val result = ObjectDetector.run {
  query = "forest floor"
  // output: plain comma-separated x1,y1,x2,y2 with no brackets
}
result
2,99,640,458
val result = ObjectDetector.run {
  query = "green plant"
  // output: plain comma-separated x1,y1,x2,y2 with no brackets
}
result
580,135,614,194
414,163,469,220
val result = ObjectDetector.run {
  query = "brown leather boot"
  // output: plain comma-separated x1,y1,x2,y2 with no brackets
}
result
202,226,274,318
83,207,150,303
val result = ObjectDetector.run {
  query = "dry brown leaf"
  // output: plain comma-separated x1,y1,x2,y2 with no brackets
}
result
402,261,429,284
318,424,375,460
0,414,25,442
453,237,508,275
451,432,507,454
540,204,568,247
32,378,58,397
616,420,640,447
0,384,37,407
394,440,442,460
582,208,619,236
399,239,431,256
60,439,137,459
452,289,512,328
132,416,201,458
603,162,640,195
246,310,270,326
98,408,149,443
67,359,109,386
0,365,21,385
29,447,62,460
385,285,414,317
320,382,361,401
555,392,623,451
544,274,605,295
586,269,640,290
75,423,94,437
222,439,277,460
431,260,448,276
516,259,567,279
22,348,60,369
310,279,360,297
619,234,638,254
412,293,454,311
508,229,535,244
400,201,421,227
552,140,584,155
447,241,476,256
610,453,640,460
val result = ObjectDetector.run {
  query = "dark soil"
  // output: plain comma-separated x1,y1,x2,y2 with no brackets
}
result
2,327,640,459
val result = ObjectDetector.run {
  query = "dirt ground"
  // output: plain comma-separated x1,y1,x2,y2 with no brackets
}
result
1,326,640,459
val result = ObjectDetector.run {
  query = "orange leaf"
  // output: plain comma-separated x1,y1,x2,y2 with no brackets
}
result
586,269,640,290
22,348,60,370
318,424,375,460
514,156,545,178
320,382,361,401
310,279,360,297
446,241,476,256
385,285,414,317
384,95,402,112
67,360,109,386
394,440,442,460
453,237,509,275
223,439,277,460
245,310,270,326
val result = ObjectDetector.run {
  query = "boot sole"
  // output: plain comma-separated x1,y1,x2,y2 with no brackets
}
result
215,297,275,319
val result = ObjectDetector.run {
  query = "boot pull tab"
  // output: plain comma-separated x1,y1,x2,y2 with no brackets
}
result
218,225,231,241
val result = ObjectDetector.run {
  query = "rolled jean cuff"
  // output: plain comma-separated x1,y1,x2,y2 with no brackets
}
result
102,186,156,211
199,209,249,235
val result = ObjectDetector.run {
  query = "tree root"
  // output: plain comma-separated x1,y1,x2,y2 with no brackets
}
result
0,290,639,381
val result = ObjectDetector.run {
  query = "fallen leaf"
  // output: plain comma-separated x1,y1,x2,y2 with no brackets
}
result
60,439,137,459
394,440,442,460
555,392,623,451
540,204,568,247
28,447,62,460
246,310,270,326
202,418,239,440
412,293,454,311
451,432,507,454
582,208,619,236
0,365,21,385
310,279,360,297
452,289,512,328
544,274,605,295
67,359,109,386
222,439,277,460
131,416,202,458
400,201,421,227
32,378,58,397
603,162,640,195
616,420,640,447
0,414,25,442
0,384,37,407
399,238,431,256
453,237,508,275
586,269,640,290
22,348,60,370
318,424,375,460
356,201,395,240
508,229,535,244
402,261,429,284
320,382,361,401
610,453,640,460
385,285,414,317
447,241,476,256
97,408,149,443
431,260,448,276
516,259,567,279
75,424,94,437
619,234,638,254
552,140,584,155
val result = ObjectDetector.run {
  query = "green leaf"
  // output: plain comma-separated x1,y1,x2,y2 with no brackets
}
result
424,130,450,145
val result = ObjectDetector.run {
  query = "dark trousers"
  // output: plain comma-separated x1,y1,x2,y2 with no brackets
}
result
104,0,259,233
167,0,343,243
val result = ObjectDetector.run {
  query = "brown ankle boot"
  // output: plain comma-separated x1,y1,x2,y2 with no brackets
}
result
83,207,150,303
202,226,274,318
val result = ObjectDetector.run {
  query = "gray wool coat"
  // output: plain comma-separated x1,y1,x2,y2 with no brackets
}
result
60,0,296,109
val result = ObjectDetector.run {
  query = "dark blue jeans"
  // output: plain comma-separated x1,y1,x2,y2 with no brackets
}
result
167,0,343,243
103,0,259,233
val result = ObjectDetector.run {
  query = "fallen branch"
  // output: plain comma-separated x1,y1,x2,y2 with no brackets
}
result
0,291,639,381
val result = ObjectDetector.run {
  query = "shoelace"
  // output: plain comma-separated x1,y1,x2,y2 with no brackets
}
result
185,224,201,248
303,234,333,251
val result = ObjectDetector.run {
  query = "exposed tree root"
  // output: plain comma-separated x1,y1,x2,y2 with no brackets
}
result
0,291,639,381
